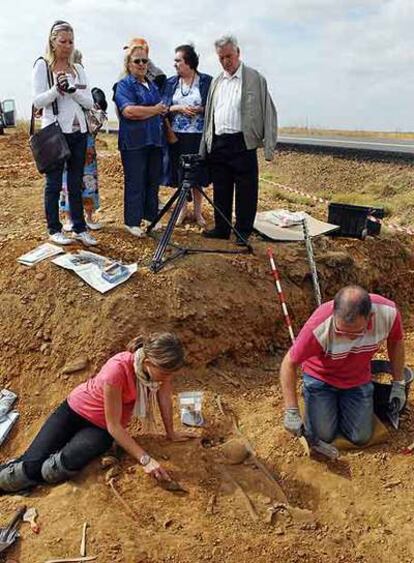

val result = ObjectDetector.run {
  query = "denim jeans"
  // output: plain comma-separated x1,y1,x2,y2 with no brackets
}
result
120,146,161,227
303,374,374,445
44,132,87,234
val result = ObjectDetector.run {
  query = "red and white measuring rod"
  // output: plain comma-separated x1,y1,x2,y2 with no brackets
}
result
267,248,295,345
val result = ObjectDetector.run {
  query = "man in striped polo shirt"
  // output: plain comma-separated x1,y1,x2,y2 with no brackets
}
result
280,285,406,445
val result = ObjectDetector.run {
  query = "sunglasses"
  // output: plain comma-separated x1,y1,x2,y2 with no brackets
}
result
132,58,148,65
174,58,183,63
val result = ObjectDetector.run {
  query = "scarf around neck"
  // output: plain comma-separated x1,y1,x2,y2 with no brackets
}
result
133,348,161,432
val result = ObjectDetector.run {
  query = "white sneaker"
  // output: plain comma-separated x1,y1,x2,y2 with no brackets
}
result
73,231,98,246
62,222,73,232
49,232,72,245
86,220,102,231
125,225,145,238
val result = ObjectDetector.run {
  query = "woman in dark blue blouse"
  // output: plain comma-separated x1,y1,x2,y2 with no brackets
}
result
163,45,212,227
115,40,168,238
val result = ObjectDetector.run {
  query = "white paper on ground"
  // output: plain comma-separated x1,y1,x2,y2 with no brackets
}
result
0,411,19,446
254,210,339,241
0,389,18,422
52,253,137,293
17,243,65,266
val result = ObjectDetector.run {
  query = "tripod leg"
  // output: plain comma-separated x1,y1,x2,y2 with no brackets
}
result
197,186,253,252
150,182,192,271
146,187,181,234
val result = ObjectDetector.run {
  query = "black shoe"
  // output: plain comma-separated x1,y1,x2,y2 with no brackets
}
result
202,228,230,240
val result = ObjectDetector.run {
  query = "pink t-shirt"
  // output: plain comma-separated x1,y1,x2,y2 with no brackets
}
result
289,294,403,389
67,351,137,429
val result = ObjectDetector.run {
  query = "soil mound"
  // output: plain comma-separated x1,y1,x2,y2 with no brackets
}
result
1,129,414,562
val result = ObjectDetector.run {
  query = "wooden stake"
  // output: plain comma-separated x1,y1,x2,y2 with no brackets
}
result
44,557,96,563
79,522,88,557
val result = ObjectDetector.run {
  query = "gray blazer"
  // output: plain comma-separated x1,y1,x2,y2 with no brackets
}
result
200,63,278,161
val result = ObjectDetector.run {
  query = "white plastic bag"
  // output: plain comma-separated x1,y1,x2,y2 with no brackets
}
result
178,391,204,427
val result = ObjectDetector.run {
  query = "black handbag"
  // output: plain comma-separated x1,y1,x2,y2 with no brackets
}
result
29,58,71,174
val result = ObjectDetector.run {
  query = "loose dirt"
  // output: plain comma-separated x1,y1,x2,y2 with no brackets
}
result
0,129,414,563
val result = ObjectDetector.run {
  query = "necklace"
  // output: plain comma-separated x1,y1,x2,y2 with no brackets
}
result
180,73,196,97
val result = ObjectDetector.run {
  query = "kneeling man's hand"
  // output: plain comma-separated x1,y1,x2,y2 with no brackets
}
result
389,381,406,411
284,407,303,435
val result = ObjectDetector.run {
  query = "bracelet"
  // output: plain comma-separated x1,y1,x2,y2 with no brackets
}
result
142,458,160,474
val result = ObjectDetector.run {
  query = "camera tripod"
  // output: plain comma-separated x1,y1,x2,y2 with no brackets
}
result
146,156,253,273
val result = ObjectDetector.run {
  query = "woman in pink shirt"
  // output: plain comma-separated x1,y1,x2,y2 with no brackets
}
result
0,332,191,493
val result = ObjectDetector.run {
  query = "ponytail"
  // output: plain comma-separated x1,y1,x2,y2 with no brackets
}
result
127,335,144,353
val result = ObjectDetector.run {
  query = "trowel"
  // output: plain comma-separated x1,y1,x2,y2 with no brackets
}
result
386,398,400,430
298,425,339,461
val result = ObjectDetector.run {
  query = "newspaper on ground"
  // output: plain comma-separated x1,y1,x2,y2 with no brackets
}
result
0,389,18,423
267,210,307,227
17,243,65,266
51,250,137,293
0,411,19,447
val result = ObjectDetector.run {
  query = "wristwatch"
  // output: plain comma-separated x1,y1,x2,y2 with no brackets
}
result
139,453,151,466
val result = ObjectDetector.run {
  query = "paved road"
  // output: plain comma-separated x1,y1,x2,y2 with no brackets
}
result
106,127,414,157
278,135,414,155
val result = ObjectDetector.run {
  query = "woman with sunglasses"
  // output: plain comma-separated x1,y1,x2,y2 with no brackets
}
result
163,44,212,227
32,20,97,247
0,332,194,493
114,39,168,238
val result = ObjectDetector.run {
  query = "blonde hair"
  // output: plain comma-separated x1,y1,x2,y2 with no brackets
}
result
45,20,75,69
127,332,184,371
122,46,148,77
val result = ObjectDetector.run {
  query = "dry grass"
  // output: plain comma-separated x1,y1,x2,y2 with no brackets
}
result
259,150,414,226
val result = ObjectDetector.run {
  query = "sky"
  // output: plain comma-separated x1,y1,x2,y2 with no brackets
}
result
1,0,413,131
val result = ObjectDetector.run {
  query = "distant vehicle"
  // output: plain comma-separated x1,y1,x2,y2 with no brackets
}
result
0,99,17,134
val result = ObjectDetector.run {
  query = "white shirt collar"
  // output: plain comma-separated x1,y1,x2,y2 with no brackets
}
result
223,62,243,80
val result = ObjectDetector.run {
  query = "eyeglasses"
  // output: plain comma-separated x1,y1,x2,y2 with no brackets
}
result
132,58,148,65
333,317,367,338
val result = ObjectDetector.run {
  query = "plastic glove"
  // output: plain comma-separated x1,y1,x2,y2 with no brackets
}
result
284,407,303,435
389,381,406,411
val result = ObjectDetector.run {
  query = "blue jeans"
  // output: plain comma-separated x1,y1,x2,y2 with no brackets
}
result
120,146,161,227
303,374,374,445
44,132,87,234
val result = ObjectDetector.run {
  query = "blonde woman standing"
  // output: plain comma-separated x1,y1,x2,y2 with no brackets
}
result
0,332,193,492
114,39,168,238
32,20,97,246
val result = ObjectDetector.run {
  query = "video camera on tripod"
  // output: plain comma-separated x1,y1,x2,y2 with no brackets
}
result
147,153,253,272
179,153,204,187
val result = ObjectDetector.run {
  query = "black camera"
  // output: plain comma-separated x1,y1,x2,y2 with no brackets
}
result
179,154,204,186
179,153,203,169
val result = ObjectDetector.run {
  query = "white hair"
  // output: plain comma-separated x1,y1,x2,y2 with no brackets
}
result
214,35,239,50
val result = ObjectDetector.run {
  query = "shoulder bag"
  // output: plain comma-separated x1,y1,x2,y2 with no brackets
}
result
164,117,178,145
84,107,107,136
29,58,71,174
